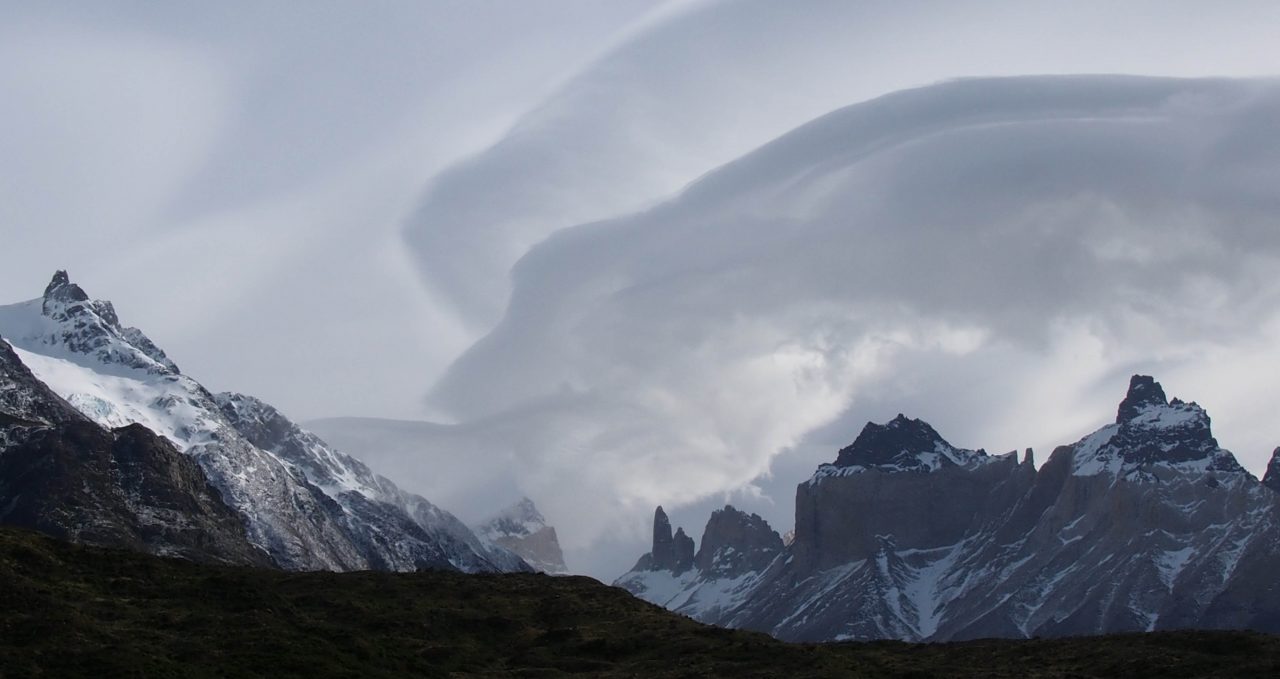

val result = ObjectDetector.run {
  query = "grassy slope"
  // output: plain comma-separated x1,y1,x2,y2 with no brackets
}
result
2,527,1279,678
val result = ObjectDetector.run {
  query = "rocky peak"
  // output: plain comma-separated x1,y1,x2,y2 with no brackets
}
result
510,497,542,522
42,270,89,309
672,527,695,574
479,497,546,538
1073,375,1242,476
1116,374,1167,423
636,505,696,573
475,497,566,574
651,505,674,568
21,271,179,375
41,270,111,326
1264,448,1280,494
694,505,783,577
818,414,991,477
834,415,946,468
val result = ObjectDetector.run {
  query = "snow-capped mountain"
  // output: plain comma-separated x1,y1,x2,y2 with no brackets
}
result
0,272,528,573
0,335,268,565
474,497,568,574
813,414,1005,479
616,375,1280,641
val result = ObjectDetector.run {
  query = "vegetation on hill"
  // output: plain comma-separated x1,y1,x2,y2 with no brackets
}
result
2,527,1278,678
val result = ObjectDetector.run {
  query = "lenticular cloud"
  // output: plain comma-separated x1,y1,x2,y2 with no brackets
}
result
424,75,1280,549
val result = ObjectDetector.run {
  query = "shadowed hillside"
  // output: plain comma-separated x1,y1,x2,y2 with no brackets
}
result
2,527,1279,678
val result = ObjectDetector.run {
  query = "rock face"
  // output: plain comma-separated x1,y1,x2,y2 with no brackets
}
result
1261,448,1280,494
627,506,700,576
651,506,675,569
695,506,784,577
617,375,1280,641
216,392,527,573
0,336,267,565
475,497,568,574
615,505,785,620
36,270,179,374
0,272,528,573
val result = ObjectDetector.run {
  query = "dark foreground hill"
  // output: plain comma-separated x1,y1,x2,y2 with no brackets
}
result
2,528,1279,678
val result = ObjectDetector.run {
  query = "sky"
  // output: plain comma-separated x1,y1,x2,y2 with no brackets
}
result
3,1,1280,579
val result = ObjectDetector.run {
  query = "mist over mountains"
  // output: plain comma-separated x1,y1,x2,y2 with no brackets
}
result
312,74,1280,577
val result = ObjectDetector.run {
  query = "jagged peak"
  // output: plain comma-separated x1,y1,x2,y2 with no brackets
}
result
1109,375,1210,434
1264,448,1280,494
7,271,181,375
1116,374,1168,423
833,415,947,467
1072,376,1242,478
694,504,783,576
818,414,991,478
707,504,770,527
478,496,548,537
511,496,541,519
42,270,88,306
704,505,777,539
651,505,674,561
671,526,695,574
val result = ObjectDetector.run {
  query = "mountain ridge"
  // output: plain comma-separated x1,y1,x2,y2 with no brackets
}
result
0,272,528,574
617,374,1280,641
0,334,268,566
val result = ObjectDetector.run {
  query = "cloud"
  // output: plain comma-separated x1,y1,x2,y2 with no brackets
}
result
0,2,663,419
0,23,231,256
419,76,1280,576
403,0,1280,333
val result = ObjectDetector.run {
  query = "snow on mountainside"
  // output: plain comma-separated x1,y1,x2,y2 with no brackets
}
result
0,272,527,573
616,505,784,623
1070,375,1245,478
0,335,269,566
475,498,568,574
617,375,1280,642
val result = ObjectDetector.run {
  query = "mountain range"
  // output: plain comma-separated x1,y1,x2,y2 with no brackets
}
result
7,269,1280,646
617,375,1280,641
0,271,530,573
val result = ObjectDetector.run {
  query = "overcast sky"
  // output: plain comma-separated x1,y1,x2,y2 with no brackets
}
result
4,1,1280,579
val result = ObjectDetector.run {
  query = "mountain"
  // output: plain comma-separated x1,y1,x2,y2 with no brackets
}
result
1263,448,1280,494
0,272,527,573
475,497,568,574
616,505,784,623
0,336,268,565
617,375,1280,641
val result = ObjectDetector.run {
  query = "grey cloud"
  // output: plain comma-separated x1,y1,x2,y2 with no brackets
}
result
0,1,660,419
424,76,1280,576
403,0,1280,332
